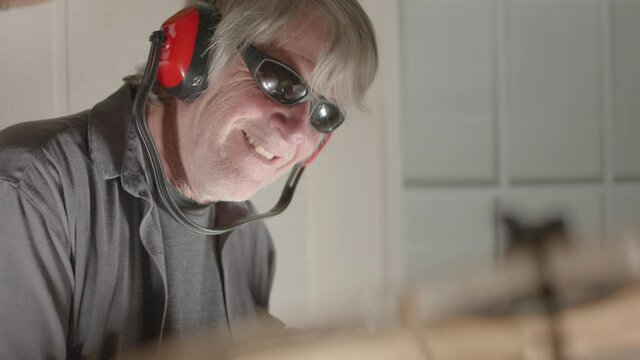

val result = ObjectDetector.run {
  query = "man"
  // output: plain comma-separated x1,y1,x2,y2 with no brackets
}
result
0,0,377,358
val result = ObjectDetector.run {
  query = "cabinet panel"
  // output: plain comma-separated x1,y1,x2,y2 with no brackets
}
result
0,3,57,125
401,0,496,182
404,189,497,281
506,0,602,181
611,0,640,178
611,184,640,233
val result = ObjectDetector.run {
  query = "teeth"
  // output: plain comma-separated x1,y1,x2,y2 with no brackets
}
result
244,132,275,160
254,144,275,160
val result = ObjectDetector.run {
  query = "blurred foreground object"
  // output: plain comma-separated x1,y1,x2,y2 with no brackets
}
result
417,227,640,360
124,229,640,359
124,328,430,360
424,286,640,359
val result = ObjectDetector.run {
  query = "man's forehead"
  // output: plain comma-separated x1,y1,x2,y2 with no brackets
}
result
261,7,328,72
262,41,315,69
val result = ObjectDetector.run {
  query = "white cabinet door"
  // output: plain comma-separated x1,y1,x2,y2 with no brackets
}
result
612,184,640,232
404,189,497,281
401,0,497,183
611,0,640,179
66,0,185,112
506,0,602,182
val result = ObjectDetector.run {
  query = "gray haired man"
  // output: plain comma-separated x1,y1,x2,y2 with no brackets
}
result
0,0,377,358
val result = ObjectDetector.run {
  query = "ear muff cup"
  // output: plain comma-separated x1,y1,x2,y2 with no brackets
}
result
157,2,219,100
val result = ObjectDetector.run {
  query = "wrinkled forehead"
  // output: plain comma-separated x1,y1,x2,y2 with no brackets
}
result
255,6,329,78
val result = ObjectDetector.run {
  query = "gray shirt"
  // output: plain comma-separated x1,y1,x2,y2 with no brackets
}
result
158,186,227,336
0,84,277,359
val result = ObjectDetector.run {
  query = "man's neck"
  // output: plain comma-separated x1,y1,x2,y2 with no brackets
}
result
145,101,198,202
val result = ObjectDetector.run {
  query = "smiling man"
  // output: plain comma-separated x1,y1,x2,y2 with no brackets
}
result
0,0,377,358
148,8,328,203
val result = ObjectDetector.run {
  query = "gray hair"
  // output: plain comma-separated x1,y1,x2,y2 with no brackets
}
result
206,0,378,110
135,0,378,110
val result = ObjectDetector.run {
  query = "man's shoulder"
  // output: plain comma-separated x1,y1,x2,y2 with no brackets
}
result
0,112,90,185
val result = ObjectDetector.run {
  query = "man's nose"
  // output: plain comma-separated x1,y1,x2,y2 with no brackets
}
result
274,101,311,144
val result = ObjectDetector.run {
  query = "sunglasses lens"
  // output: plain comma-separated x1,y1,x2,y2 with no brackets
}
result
256,60,307,104
310,102,343,133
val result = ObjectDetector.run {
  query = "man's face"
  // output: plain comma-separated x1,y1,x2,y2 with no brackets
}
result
174,8,327,203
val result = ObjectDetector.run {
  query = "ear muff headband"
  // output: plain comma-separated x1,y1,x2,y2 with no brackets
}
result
303,133,332,167
157,2,219,100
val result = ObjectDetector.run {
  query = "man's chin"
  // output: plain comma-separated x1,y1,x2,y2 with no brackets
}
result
195,169,285,203
199,181,262,203
217,192,257,203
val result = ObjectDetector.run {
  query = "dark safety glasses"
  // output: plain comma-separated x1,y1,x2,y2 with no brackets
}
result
240,44,344,133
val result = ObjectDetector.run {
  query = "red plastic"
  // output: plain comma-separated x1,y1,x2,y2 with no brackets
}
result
157,6,200,88
303,133,332,166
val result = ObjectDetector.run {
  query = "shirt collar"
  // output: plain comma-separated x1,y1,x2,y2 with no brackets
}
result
87,84,133,179
87,84,150,198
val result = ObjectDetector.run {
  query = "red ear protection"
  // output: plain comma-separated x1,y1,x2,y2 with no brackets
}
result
157,2,219,100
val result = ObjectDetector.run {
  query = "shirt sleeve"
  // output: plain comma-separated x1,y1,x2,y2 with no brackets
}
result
0,180,73,359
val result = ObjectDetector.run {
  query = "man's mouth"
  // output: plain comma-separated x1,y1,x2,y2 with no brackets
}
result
242,131,276,160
